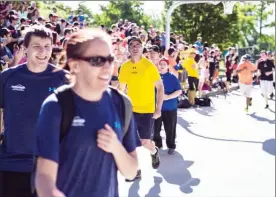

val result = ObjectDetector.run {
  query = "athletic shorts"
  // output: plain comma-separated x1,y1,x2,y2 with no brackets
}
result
260,80,273,97
226,72,232,82
133,113,154,139
239,83,252,98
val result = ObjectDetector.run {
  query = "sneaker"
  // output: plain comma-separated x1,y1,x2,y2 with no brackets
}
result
151,147,160,169
125,169,141,182
270,93,274,100
249,98,252,106
265,104,269,109
168,149,175,155
245,107,248,112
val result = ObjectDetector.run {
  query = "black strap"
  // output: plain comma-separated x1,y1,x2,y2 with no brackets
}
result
54,85,76,143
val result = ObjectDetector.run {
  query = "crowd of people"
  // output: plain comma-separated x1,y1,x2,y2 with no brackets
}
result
0,1,275,197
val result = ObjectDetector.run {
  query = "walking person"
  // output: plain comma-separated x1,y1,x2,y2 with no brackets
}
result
35,29,141,197
118,36,164,181
235,54,256,112
0,25,68,197
257,51,275,108
153,58,182,155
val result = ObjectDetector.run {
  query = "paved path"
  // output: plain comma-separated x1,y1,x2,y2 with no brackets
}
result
119,86,275,197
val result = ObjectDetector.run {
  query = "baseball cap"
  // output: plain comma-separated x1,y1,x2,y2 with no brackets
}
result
128,36,142,45
0,28,11,37
38,16,46,21
149,45,160,53
10,15,19,21
159,57,169,65
243,54,252,60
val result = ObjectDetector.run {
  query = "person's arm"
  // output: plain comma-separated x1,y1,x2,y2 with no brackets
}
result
35,96,65,197
165,90,182,101
118,63,128,92
97,123,139,180
154,79,164,119
35,158,65,197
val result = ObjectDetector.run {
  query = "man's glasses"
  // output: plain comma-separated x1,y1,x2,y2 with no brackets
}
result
77,55,115,67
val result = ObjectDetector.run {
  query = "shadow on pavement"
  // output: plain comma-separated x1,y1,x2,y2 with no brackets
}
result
177,116,263,144
268,108,275,113
248,112,275,125
263,139,276,156
194,107,216,117
127,179,141,197
145,176,163,197
154,151,200,195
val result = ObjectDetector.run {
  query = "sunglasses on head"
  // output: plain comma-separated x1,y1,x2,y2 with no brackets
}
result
77,55,115,67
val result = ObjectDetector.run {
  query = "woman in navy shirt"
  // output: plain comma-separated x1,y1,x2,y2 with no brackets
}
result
35,29,141,197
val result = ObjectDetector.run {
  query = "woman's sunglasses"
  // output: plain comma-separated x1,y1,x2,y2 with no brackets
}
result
77,55,115,67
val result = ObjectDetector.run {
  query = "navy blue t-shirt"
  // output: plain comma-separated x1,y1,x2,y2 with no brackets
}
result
161,72,181,111
0,64,67,172
35,89,141,197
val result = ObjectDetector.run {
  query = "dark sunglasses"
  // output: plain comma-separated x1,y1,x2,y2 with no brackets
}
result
77,55,115,67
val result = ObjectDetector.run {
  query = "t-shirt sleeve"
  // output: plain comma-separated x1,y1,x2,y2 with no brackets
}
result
35,94,61,163
118,63,128,84
148,62,161,82
173,75,182,91
122,115,141,153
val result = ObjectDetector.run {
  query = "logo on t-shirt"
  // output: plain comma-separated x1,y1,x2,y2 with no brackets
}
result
11,84,26,91
72,116,86,127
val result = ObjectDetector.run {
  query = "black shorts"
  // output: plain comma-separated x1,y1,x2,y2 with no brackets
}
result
226,72,232,82
188,76,199,91
0,171,33,197
133,113,154,139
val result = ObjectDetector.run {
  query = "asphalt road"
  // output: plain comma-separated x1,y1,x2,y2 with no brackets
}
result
118,86,275,197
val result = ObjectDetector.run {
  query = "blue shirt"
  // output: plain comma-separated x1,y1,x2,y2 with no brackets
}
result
161,34,166,47
161,72,181,111
0,64,67,172
35,89,141,197
78,15,85,23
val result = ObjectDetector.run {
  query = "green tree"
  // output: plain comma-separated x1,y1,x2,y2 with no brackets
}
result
236,1,275,50
166,1,242,50
93,1,151,29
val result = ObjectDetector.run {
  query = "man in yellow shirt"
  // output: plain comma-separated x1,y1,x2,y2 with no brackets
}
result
119,36,164,181
183,49,200,105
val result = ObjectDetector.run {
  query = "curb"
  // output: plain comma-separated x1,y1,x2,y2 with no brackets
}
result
204,85,239,97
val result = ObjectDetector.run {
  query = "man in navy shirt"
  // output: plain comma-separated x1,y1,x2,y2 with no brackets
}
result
153,58,182,155
0,25,67,197
35,29,140,197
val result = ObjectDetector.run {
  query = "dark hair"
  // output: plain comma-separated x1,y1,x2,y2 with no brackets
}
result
168,48,175,56
23,25,53,47
52,31,58,45
62,28,111,71
64,28,72,36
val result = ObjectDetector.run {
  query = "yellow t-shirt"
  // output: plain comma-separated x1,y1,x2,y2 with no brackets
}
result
183,57,199,78
119,56,161,113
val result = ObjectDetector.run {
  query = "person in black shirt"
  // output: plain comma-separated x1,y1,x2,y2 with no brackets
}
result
257,51,275,108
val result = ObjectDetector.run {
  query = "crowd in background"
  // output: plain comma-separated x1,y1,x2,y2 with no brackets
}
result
1,1,275,102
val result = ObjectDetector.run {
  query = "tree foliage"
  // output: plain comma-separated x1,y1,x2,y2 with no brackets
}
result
166,1,241,50
92,1,151,29
164,1,275,50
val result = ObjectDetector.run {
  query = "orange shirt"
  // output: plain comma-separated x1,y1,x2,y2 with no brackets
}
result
168,57,178,77
237,62,257,85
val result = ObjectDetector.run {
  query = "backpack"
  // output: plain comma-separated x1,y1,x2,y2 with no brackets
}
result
195,97,212,107
54,85,133,143
31,86,133,194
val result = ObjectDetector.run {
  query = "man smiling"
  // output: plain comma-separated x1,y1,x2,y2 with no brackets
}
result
0,25,67,197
